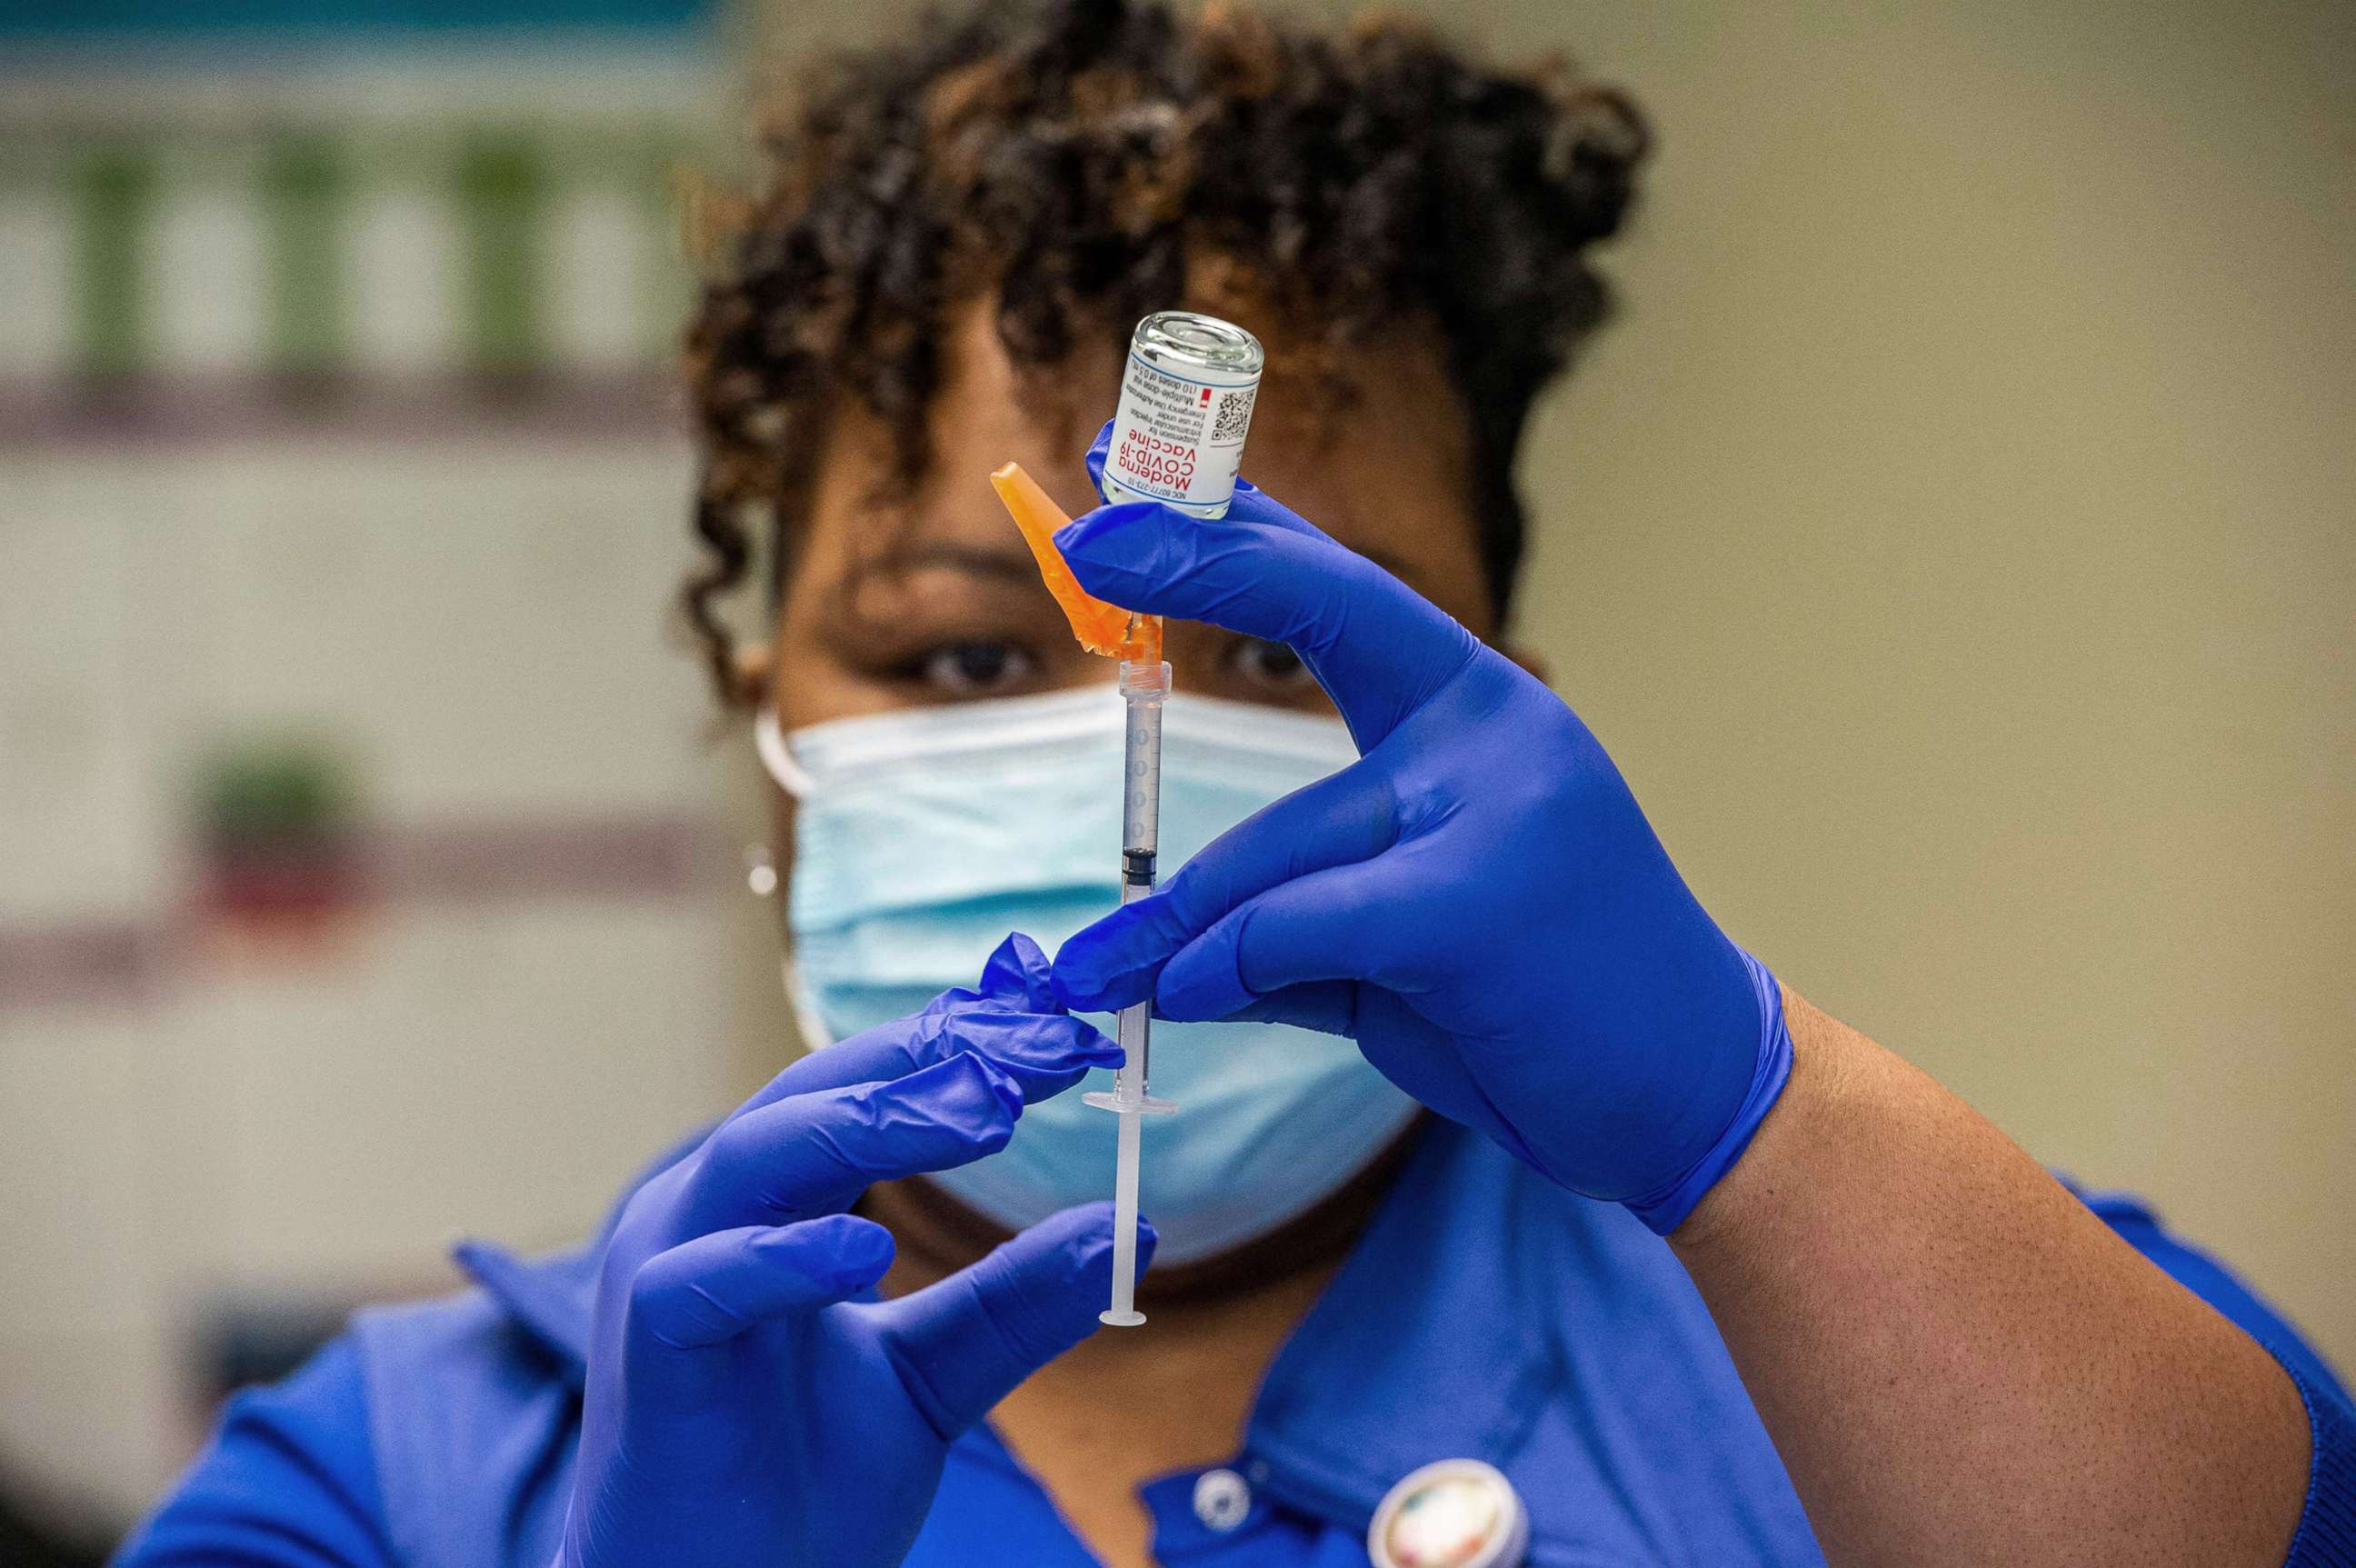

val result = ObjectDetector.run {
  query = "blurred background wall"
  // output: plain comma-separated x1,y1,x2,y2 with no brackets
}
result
2,0,2350,1549
0,0,765,1546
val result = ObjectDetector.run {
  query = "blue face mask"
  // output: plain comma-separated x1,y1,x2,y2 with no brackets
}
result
758,687,1418,1265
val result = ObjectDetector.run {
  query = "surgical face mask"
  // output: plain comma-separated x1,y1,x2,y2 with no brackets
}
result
757,687,1418,1265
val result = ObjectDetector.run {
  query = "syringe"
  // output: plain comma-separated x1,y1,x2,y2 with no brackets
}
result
990,462,1180,1328
988,306,1263,1330
1079,653,1179,1325
1076,309,1263,1324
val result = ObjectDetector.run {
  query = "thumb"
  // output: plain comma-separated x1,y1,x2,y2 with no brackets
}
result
1054,758,1398,1013
973,930,1056,1010
875,1202,1155,1439
622,1215,894,1410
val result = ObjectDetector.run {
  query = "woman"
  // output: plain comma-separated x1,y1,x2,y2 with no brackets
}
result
118,3,2351,1565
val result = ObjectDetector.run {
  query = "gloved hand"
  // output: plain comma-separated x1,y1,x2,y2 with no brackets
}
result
558,933,1148,1568
1053,428,1791,1233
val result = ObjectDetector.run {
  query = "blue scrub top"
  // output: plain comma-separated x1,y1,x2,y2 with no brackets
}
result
116,1119,2355,1567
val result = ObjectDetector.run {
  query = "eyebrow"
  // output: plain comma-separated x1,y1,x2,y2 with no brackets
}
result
840,539,1043,591
838,530,1438,614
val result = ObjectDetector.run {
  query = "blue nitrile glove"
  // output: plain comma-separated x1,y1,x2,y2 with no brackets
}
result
1054,427,1791,1233
558,932,1150,1568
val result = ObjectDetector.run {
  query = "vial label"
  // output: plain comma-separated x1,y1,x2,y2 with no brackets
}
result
1106,353,1259,509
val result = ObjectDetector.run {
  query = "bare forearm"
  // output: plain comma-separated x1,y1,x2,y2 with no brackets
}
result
1672,990,2310,1567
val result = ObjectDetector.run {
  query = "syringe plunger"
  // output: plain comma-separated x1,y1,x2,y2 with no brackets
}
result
1084,656,1176,1325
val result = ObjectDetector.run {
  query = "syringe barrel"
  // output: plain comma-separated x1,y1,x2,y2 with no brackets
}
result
1118,657,1170,864
1111,658,1169,1103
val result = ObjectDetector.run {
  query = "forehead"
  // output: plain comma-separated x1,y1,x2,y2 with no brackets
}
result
794,304,1492,631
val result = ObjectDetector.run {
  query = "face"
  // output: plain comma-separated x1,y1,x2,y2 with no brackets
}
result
764,303,1494,740
754,303,1494,1282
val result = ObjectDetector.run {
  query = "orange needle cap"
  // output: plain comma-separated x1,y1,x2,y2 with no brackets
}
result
990,462,1162,664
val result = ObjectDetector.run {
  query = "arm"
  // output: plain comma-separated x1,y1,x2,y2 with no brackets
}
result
1673,989,2328,1567
1045,451,2351,1567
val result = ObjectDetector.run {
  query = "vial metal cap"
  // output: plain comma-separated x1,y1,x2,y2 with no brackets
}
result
1133,309,1265,377
1366,1459,1529,1568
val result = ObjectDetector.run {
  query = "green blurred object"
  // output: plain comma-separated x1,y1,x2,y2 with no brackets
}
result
455,131,549,380
262,132,351,384
15,116,706,397
199,735,359,845
195,735,366,932
72,140,157,382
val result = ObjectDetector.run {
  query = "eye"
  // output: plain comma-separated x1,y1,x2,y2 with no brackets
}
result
1224,636,1314,694
917,640,1036,695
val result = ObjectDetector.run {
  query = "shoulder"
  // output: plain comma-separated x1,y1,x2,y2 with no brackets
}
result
114,1333,391,1567
344,1270,589,1568
2064,1178,2349,1400
120,1283,588,1568
118,1134,695,1568
2066,1181,2356,1567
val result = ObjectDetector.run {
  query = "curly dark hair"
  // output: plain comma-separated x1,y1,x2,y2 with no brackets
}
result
681,0,1649,705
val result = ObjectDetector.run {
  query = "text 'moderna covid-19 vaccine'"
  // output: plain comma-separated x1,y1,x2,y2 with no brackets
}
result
1100,311,1264,519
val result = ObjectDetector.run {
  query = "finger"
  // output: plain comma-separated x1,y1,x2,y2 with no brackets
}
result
915,930,1058,1015
1152,859,1417,1023
1052,762,1398,1012
741,934,1113,1109
1082,421,1313,537
688,1053,1024,1230
903,929,1053,1023
1218,979,1361,1036
966,930,1058,1011
629,1215,892,1353
765,1006,1120,1104
1053,497,1482,746
1081,419,1114,495
873,1202,1156,1440
624,1217,891,1414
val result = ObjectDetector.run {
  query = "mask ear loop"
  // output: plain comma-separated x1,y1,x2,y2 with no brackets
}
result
754,706,816,797
752,707,837,1053
780,954,840,1054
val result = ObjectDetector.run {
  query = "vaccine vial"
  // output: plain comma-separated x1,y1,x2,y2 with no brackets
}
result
1100,310,1265,519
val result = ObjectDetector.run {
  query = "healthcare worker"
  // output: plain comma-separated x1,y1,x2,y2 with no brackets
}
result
119,3,2352,1566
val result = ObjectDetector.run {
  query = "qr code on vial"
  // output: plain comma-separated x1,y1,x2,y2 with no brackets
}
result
1210,386,1256,443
